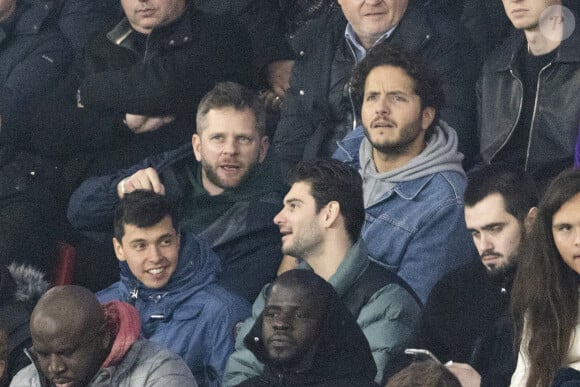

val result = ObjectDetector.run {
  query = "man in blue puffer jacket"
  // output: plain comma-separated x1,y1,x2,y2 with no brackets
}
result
96,190,250,387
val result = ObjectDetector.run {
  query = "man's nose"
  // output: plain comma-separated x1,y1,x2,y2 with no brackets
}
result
272,312,292,330
47,354,66,375
147,245,163,262
376,96,391,115
273,209,285,225
222,138,238,154
480,233,493,251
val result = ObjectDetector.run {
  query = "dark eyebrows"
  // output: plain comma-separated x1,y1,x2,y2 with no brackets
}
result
480,222,506,231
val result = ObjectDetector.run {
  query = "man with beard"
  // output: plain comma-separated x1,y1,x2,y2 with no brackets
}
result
414,164,538,387
67,82,287,303
333,45,475,303
224,159,421,385
235,270,378,387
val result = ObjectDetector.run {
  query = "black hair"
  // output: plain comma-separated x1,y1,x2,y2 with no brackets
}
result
287,159,365,244
465,163,539,223
350,43,445,136
113,190,175,242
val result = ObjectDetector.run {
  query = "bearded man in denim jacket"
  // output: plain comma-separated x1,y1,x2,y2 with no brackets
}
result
333,45,476,303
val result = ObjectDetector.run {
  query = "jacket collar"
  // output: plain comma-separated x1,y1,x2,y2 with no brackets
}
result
107,5,194,50
491,13,580,72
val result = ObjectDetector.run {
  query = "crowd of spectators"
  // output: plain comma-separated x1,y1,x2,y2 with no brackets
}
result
1,0,580,386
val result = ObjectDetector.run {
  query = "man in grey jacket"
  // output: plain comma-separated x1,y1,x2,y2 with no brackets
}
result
10,285,197,387
223,159,422,385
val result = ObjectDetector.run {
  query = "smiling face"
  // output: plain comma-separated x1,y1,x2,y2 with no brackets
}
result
120,0,186,34
361,65,434,161
262,283,324,369
501,0,560,31
465,193,523,275
113,215,180,289
337,0,408,48
553,193,580,274
273,182,326,259
192,107,269,196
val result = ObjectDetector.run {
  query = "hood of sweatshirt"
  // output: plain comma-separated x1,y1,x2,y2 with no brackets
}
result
359,120,465,207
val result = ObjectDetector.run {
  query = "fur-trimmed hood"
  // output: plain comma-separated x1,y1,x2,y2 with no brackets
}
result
0,263,49,308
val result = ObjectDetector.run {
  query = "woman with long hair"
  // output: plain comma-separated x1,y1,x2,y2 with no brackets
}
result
510,168,580,386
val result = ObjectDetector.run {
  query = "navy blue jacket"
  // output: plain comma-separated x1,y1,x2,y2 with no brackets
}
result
97,233,251,387
0,0,71,149
68,144,286,302
31,5,252,178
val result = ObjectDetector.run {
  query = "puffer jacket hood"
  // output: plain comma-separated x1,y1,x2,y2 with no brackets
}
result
0,263,49,308
243,285,377,386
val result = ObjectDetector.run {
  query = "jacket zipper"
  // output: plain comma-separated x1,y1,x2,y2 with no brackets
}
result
346,41,359,131
490,69,524,162
525,61,553,171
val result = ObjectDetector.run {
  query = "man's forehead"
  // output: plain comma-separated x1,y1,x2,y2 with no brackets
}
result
465,193,519,227
122,217,176,242
285,181,314,201
203,107,258,131
268,283,318,306
365,65,416,93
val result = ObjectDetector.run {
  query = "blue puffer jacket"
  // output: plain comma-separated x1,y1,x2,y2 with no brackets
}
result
0,0,71,148
97,233,251,387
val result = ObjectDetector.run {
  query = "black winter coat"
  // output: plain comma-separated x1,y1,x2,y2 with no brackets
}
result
273,3,479,175
237,284,378,387
31,5,253,180
0,0,71,149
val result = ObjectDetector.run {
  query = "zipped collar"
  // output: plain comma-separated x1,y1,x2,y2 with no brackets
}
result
492,16,580,72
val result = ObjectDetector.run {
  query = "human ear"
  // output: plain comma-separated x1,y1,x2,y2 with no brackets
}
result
524,207,538,233
421,107,436,130
192,134,202,162
113,238,126,262
258,136,270,163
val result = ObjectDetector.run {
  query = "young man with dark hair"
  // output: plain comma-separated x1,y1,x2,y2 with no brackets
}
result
477,0,580,185
415,164,538,386
97,190,250,387
236,270,378,387
68,82,287,302
11,285,196,386
273,0,479,174
225,158,422,385
333,44,476,303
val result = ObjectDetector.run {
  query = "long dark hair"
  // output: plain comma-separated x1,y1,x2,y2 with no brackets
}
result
511,168,580,386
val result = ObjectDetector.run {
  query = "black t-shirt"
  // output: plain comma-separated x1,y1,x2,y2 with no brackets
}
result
495,46,557,167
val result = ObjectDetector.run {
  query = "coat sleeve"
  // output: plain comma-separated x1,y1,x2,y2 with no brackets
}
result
202,298,251,386
222,287,268,387
143,350,199,387
77,18,253,115
0,31,72,146
357,283,422,383
66,156,157,236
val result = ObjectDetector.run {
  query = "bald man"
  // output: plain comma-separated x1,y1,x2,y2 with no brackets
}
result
10,285,197,387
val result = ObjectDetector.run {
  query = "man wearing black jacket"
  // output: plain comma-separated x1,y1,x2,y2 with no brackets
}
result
415,164,538,386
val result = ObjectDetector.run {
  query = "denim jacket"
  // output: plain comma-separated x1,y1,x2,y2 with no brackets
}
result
333,128,476,303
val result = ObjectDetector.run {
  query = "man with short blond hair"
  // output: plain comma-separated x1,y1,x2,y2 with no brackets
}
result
68,82,287,302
